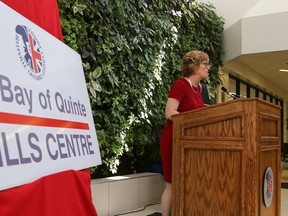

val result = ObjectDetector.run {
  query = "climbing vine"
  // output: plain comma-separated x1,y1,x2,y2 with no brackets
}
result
58,0,224,177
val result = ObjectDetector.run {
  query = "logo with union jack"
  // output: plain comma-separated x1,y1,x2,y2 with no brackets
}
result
263,166,273,207
15,25,46,80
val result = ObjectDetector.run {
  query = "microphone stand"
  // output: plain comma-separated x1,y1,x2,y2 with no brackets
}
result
221,87,243,100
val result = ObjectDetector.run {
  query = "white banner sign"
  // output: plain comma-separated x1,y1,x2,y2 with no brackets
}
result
0,2,101,191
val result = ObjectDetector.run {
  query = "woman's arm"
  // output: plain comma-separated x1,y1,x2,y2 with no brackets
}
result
165,98,180,120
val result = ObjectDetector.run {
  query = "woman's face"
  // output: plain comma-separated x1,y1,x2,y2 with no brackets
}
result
195,60,210,79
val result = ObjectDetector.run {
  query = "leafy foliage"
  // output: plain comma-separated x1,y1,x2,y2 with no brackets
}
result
58,0,224,177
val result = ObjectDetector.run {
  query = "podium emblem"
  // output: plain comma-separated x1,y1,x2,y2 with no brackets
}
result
263,166,273,207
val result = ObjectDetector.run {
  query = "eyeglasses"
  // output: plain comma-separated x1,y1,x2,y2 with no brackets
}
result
200,61,211,67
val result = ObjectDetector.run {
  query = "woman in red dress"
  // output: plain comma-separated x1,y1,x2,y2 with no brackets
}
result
160,50,211,216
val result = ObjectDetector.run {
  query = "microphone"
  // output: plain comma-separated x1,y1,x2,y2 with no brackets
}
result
221,87,243,99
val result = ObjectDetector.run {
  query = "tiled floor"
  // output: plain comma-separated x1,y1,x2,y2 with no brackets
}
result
118,167,288,216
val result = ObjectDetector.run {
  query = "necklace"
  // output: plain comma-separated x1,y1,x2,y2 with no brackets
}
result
185,77,198,93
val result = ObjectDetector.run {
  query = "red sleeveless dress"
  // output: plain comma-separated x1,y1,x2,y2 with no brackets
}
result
160,78,204,183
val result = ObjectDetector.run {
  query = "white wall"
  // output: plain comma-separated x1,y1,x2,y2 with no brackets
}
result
244,0,288,17
242,12,288,54
198,0,288,28
197,0,260,28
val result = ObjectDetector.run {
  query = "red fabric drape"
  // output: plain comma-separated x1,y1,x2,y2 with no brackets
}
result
0,170,97,216
0,1,98,215
2,0,63,41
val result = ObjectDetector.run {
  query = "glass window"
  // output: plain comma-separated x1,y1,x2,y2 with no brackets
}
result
229,78,236,94
240,83,247,98
250,87,256,98
259,91,264,100
270,96,274,104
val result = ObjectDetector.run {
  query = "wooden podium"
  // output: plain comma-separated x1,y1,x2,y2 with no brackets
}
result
172,98,281,216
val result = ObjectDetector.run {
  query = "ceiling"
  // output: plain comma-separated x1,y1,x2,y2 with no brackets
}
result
224,50,288,98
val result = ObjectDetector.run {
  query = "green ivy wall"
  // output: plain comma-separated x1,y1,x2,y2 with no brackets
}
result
58,0,224,177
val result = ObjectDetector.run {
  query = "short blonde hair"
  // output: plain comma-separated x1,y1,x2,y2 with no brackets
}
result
181,50,209,77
